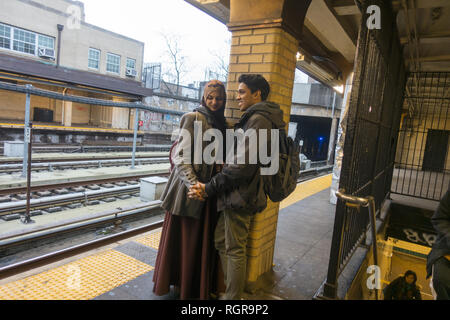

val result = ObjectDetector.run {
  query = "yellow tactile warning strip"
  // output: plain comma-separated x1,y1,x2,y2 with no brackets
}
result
280,174,332,210
134,231,161,250
0,250,153,300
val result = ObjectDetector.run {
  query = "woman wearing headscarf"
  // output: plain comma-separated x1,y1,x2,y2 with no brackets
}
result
153,80,227,300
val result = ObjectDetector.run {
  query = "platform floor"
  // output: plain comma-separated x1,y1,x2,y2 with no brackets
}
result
0,174,335,300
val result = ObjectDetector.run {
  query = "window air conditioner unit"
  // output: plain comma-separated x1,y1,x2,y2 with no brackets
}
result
126,68,137,77
38,47,55,59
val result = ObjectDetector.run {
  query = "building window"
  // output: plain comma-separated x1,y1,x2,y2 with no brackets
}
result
88,48,100,70
106,53,120,74
0,23,55,56
38,34,54,50
0,24,11,49
13,28,36,54
126,58,136,70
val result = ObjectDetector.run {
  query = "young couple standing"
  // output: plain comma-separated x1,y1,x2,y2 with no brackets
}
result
153,74,285,300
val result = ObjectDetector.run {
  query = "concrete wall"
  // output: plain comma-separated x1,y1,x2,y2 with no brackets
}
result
292,83,342,108
291,104,337,118
0,0,143,80
29,0,86,21
395,108,450,171
291,83,311,104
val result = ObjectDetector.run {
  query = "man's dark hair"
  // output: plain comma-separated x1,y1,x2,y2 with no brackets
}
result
238,74,270,101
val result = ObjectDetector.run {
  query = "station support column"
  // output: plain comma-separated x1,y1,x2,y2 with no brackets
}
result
111,97,130,129
63,100,72,127
225,0,311,292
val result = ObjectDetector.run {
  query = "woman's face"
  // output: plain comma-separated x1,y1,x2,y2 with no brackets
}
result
405,275,415,285
205,91,224,112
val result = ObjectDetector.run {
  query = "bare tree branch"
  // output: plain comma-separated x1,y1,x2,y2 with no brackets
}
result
206,39,230,82
160,31,189,95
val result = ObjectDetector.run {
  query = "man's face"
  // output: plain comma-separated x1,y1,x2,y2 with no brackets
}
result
237,82,261,111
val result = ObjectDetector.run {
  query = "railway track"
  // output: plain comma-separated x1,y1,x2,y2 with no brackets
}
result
0,157,169,174
298,165,333,182
0,166,334,277
0,144,172,155
0,163,331,216
0,183,142,219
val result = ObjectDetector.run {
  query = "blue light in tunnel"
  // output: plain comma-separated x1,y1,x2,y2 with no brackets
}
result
318,136,324,141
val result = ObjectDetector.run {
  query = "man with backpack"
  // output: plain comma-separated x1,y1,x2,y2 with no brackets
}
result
188,74,300,300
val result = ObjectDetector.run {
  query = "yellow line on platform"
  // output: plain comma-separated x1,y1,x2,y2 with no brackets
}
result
280,174,332,210
0,250,153,300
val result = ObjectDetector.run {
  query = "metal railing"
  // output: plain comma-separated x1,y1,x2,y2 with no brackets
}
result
335,189,379,300
392,72,450,201
0,81,181,223
321,0,406,299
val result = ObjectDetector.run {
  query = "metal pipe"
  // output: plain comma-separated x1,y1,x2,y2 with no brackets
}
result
131,107,139,169
367,196,378,300
61,87,68,125
0,81,185,116
335,189,379,300
21,85,32,178
335,189,369,206
22,122,35,224
0,157,168,170
56,24,64,68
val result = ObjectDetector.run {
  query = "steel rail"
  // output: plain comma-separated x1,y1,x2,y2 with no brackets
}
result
0,201,161,243
0,153,170,164
335,189,379,300
0,157,168,173
0,185,140,215
0,81,187,116
0,171,169,196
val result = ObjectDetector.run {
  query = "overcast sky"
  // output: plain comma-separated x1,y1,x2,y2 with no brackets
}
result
80,0,230,84
80,0,307,85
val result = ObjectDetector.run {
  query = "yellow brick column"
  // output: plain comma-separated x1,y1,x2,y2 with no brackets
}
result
225,26,299,291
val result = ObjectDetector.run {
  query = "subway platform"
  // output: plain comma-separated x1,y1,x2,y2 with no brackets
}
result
0,174,335,300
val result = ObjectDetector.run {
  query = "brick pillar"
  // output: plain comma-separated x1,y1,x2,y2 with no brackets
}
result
225,26,299,291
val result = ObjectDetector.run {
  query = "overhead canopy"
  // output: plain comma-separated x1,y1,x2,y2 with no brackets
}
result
185,0,450,86
0,53,153,98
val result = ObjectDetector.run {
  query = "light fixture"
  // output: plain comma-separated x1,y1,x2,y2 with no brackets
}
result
333,85,344,94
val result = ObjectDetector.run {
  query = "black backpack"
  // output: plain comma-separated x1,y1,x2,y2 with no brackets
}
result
259,113,301,202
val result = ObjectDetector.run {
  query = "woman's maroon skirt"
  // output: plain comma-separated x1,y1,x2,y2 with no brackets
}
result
152,198,220,299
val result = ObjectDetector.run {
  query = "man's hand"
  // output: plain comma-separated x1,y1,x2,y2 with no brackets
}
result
188,183,207,201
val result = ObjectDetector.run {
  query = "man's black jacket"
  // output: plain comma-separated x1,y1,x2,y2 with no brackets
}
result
426,189,450,278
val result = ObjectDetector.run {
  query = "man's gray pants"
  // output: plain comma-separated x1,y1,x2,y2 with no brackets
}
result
214,209,252,300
